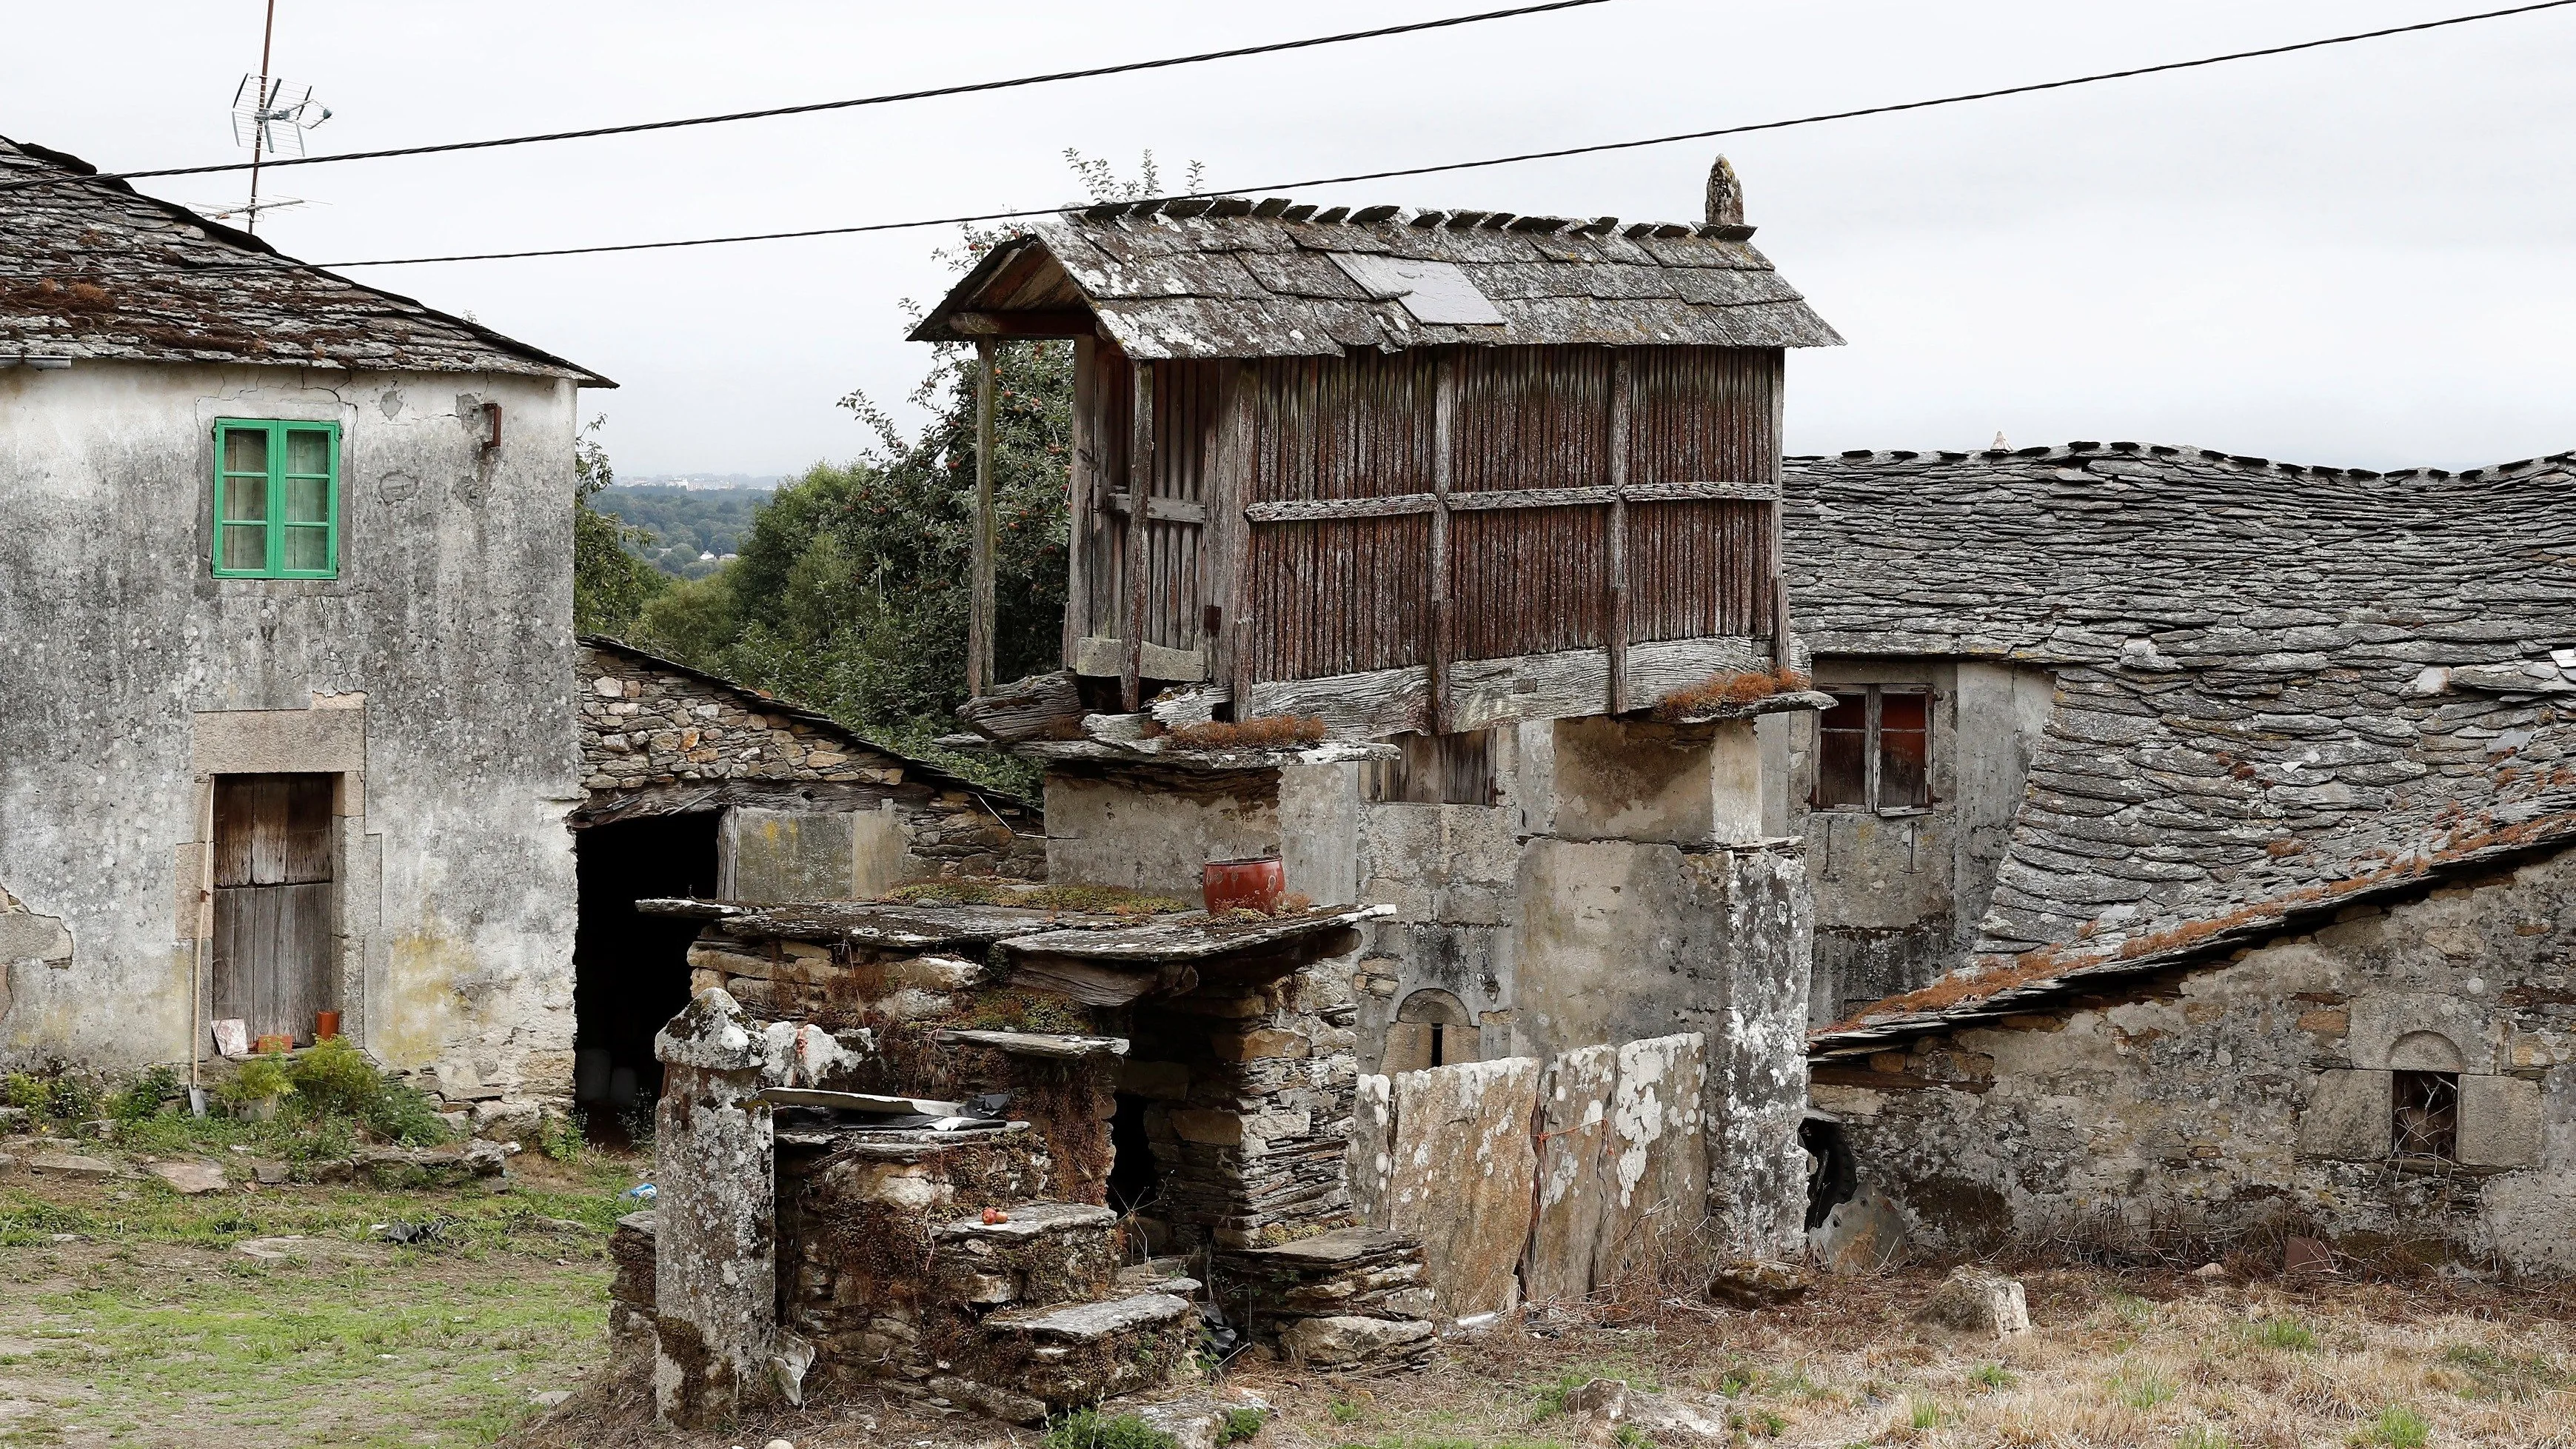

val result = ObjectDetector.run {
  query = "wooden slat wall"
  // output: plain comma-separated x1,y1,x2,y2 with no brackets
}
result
1078,344,1133,646
1082,344,1782,697
212,774,336,1043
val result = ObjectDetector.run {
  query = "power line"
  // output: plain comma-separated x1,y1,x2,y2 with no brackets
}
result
39,0,2576,273
301,0,2576,269
0,0,1608,195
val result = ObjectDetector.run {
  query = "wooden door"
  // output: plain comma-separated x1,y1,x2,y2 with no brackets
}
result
212,774,337,1043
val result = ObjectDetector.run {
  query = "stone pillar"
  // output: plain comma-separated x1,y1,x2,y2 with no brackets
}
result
1545,716,1762,848
1701,844,1813,1260
652,988,776,1429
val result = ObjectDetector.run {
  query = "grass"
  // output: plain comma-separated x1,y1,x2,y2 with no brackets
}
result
2355,1405,2431,1448
1968,1362,2018,1391
2176,1428,2235,1449
2117,1371,2177,1409
2247,1316,2319,1351
0,1154,635,1448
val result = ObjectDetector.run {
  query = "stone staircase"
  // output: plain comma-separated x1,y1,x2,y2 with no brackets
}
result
928,1199,1203,1420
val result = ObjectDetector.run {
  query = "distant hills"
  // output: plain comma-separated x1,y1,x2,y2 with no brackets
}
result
593,484,775,580
621,473,785,492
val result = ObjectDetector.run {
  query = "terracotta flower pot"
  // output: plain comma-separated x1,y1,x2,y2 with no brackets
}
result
253,1033,294,1056
313,1011,341,1042
1203,856,1285,915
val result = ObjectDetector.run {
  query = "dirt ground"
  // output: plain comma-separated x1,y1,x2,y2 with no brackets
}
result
7,1153,2576,1449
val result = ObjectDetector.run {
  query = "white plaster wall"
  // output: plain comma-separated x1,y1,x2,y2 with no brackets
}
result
0,361,583,1093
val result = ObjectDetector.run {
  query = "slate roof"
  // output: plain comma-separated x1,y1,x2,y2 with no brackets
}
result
1787,442,2576,1050
0,136,608,384
911,197,1841,358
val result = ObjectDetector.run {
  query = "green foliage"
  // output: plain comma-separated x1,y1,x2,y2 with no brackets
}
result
2178,1427,2235,1449
2355,1405,2428,1448
1043,1409,1178,1449
1907,1396,1943,1430
1217,1406,1268,1444
590,484,770,576
538,1111,586,1162
1714,1363,1758,1397
6,1070,102,1122
2118,1372,2176,1410
222,1053,295,1108
1613,1426,1653,1449
2249,1316,2319,1351
572,416,669,638
107,1064,184,1122
1729,1406,1785,1437
282,1037,381,1120
1969,1362,2019,1391
1329,1397,1365,1425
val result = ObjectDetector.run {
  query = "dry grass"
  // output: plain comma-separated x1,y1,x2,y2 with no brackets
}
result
1650,668,1813,722
1165,715,1330,751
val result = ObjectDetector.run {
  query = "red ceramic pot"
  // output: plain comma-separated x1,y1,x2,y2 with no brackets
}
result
1203,856,1285,915
313,1011,342,1042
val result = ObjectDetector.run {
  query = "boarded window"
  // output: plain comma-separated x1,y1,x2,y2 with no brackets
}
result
212,774,337,1044
1363,729,1499,806
1811,686,1933,812
2392,1070,2459,1160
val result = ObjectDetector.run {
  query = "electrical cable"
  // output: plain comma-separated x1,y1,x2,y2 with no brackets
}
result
303,0,2576,270
0,0,1608,195
25,0,2576,272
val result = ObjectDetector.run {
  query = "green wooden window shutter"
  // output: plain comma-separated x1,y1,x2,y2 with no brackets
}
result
212,419,340,579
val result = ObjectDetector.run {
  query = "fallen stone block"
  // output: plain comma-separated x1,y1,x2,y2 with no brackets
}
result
250,1160,290,1185
1707,1258,1810,1309
1129,1390,1274,1449
1918,1266,2030,1336
146,1159,229,1195
1563,1378,1727,1446
1278,1314,1435,1370
472,1098,543,1144
28,1151,116,1178
355,1140,507,1188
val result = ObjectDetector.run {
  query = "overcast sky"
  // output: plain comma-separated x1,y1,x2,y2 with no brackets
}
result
15,1,2576,475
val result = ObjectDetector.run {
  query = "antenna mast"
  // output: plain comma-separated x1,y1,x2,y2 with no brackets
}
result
246,0,277,232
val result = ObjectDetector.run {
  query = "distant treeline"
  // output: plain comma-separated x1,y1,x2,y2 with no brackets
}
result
592,486,770,579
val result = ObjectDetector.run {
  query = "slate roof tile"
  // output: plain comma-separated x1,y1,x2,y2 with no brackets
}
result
0,136,606,383
1790,444,2576,1048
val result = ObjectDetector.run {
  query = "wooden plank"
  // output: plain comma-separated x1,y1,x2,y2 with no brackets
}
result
1242,635,1773,736
1431,354,1456,733
943,309,1098,338
1210,361,1255,706
1065,335,1097,657
1238,479,1772,523
957,668,1086,743
282,879,333,1039
969,338,997,696
1097,493,1208,524
1123,358,1154,711
212,779,255,888
1606,351,1632,714
1072,635,1205,682
1009,954,1199,1007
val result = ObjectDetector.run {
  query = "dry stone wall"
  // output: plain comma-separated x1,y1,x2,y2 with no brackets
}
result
1816,844,2576,1274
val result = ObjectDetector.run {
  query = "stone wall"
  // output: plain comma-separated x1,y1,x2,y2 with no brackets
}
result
0,361,582,1090
578,643,1043,886
1816,844,2576,1275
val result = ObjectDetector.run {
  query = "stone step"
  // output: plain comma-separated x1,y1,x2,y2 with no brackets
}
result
930,1200,1123,1312
968,1290,1201,1410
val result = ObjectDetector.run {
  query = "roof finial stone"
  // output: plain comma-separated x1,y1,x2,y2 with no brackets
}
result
1704,155,1744,227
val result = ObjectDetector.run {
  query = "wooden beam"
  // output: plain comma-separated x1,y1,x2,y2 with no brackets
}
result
1606,351,1632,715
1239,478,1776,524
1241,635,1773,738
945,309,1099,338
1124,358,1154,712
957,668,1085,743
969,338,997,697
1099,493,1208,524
1431,353,1456,734
1065,336,1097,662
1210,361,1256,707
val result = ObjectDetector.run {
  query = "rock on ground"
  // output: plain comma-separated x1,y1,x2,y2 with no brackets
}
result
1563,1379,1728,1446
146,1159,228,1194
1918,1266,2030,1336
1128,1390,1274,1449
1279,1314,1436,1370
1707,1257,1810,1309
27,1152,116,1178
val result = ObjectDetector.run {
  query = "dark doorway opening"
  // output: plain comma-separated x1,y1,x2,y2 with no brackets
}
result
573,811,720,1144
1105,1092,1159,1216
2392,1070,2460,1161
1801,1116,1858,1230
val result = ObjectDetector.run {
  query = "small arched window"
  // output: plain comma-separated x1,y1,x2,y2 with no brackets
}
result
2389,1030,2464,1162
1383,988,1478,1072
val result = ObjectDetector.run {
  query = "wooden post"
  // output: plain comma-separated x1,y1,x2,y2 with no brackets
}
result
1208,361,1256,712
1123,358,1154,712
968,338,997,697
1429,353,1456,734
1605,352,1632,715
1064,336,1097,664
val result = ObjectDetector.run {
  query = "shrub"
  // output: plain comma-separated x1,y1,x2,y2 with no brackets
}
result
1215,1407,1266,1444
221,1053,294,1109
1043,1410,1177,1449
538,1111,587,1162
106,1065,184,1122
284,1037,383,1120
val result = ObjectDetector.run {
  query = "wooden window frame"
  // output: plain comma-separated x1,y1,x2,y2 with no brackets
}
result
1813,684,1933,815
212,418,341,580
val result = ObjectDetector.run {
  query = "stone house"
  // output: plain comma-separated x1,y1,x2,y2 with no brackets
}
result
568,638,1041,1118
1775,442,2576,1272
0,135,609,1102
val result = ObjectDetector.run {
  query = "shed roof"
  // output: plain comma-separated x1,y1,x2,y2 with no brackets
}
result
0,136,609,384
911,198,1840,358
1787,442,2576,1050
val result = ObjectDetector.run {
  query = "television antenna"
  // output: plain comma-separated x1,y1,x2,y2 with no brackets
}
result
229,0,331,233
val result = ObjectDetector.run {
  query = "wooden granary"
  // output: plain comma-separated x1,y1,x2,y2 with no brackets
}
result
914,158,1841,730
